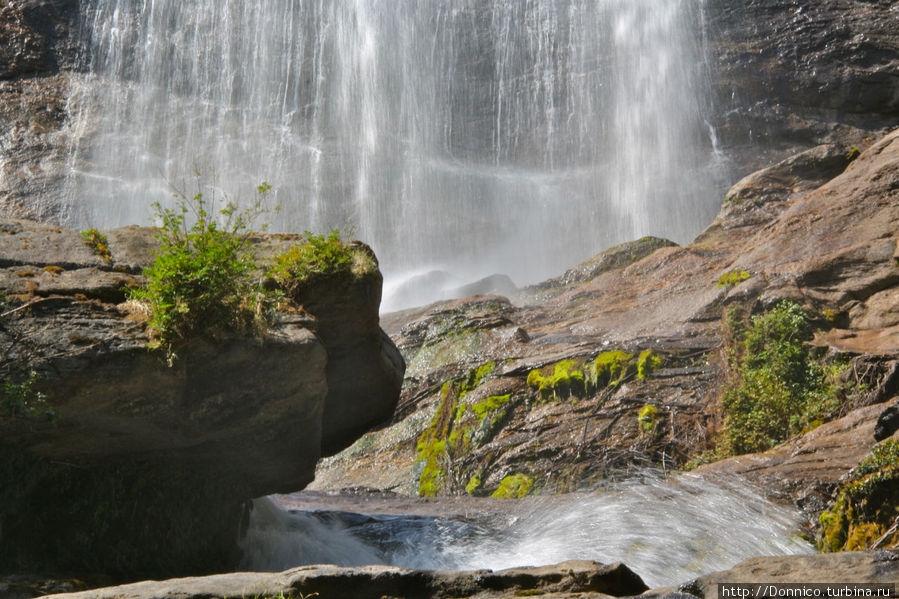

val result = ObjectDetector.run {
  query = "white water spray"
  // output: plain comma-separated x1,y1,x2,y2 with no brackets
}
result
62,0,727,308
240,475,812,588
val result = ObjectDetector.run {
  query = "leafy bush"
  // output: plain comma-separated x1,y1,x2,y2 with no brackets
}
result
718,301,847,455
1,371,55,422
129,182,276,361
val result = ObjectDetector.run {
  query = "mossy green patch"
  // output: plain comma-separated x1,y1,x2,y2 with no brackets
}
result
491,474,534,499
819,439,899,552
465,473,482,496
717,270,750,288
637,350,662,380
526,359,586,402
638,404,659,433
415,363,510,497
586,350,634,388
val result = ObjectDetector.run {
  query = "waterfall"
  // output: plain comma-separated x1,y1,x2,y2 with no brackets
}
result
239,475,813,588
62,0,727,308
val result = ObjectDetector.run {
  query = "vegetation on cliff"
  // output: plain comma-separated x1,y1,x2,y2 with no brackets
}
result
127,181,372,362
128,183,276,361
717,301,850,456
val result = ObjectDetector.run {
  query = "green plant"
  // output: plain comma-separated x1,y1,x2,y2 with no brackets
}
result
718,301,848,455
527,360,585,401
586,350,634,388
129,181,276,362
80,228,112,263
1,371,55,422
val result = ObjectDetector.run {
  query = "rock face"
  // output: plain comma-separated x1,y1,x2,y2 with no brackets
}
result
0,0,81,221
0,221,403,578
706,0,899,176
313,128,899,507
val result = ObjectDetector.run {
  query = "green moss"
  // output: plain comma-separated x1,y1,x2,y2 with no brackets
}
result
638,404,659,433
465,473,482,496
586,350,634,388
526,360,587,402
717,270,750,288
847,146,860,161
818,439,899,552
637,350,662,380
415,362,503,497
470,394,511,422
491,474,534,499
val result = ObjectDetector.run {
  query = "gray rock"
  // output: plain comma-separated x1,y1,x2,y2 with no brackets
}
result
40,560,647,599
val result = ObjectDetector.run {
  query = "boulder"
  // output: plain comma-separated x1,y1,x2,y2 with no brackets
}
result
0,220,404,578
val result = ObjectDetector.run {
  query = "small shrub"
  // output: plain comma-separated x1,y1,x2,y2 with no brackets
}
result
80,228,112,263
1,371,55,422
129,182,276,362
718,301,848,455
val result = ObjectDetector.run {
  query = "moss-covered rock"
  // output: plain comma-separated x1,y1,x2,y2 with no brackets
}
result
818,439,899,552
490,474,534,499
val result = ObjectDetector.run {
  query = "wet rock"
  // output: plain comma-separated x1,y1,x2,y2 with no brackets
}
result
316,128,899,499
706,0,899,175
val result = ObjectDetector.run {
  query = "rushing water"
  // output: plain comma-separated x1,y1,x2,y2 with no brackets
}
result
61,0,728,309
239,475,813,588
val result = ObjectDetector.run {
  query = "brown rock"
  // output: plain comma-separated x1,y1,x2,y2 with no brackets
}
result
0,219,403,578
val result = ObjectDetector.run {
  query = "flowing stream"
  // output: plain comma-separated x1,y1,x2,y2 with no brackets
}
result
60,0,728,309
240,475,813,588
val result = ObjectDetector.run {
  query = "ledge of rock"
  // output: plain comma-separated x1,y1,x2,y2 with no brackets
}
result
0,221,404,579
39,560,648,599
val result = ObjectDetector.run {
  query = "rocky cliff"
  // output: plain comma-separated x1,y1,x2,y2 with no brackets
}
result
0,222,404,578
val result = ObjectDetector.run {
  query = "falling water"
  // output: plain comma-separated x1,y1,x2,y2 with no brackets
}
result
62,0,728,308
239,475,812,589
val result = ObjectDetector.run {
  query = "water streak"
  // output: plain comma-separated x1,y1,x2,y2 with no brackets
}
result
63,0,728,309
240,475,812,588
